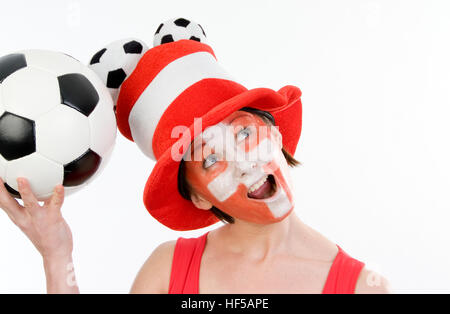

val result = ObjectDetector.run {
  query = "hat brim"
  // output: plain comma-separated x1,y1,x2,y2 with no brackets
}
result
143,85,302,231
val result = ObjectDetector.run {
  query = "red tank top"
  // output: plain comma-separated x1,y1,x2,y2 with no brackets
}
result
168,232,365,294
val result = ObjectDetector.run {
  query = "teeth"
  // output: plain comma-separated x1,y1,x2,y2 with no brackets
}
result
248,175,269,193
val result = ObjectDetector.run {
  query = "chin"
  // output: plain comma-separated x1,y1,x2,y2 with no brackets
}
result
235,205,295,225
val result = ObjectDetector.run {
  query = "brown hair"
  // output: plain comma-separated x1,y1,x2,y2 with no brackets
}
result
177,107,301,224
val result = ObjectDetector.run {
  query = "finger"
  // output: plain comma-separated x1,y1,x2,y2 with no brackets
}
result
0,178,24,218
44,184,65,210
17,178,39,209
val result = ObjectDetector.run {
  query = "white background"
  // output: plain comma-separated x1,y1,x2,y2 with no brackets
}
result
0,0,449,293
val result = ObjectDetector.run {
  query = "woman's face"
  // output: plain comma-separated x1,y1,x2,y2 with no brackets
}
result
184,111,295,224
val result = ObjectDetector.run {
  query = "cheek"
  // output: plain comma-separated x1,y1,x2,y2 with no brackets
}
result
186,162,274,222
185,161,228,200
262,150,294,203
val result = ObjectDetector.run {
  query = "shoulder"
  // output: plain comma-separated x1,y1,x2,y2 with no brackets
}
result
294,222,339,262
354,267,392,294
130,240,177,294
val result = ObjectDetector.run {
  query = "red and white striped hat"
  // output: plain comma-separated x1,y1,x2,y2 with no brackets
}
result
116,39,303,230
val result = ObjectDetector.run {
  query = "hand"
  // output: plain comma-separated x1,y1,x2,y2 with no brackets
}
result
0,177,73,260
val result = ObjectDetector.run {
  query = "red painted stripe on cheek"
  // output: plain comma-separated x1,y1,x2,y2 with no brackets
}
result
218,184,277,223
185,161,229,198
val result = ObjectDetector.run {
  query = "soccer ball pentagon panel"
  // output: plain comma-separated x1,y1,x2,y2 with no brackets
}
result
153,17,207,47
0,50,117,200
89,38,148,108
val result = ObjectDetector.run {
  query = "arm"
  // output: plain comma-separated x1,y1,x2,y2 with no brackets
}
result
0,178,79,294
43,255,79,294
354,267,392,294
130,240,176,294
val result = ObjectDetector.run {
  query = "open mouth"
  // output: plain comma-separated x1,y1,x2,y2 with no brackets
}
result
247,174,277,200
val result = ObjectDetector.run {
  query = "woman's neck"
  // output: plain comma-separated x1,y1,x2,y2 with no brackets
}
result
215,212,306,261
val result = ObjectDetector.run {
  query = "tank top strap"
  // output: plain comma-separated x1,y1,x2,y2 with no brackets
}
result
168,232,209,294
322,245,365,294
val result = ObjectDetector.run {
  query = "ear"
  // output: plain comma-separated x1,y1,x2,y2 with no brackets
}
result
190,192,213,210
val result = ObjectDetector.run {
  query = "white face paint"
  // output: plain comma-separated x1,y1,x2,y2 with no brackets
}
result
186,112,295,224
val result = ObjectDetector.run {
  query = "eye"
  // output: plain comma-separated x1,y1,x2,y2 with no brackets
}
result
203,153,218,169
237,127,251,142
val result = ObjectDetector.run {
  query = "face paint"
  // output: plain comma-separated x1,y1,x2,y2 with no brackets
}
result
184,111,295,224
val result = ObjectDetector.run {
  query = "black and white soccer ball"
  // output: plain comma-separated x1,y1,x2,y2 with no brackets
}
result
89,38,148,107
153,17,207,47
0,50,117,200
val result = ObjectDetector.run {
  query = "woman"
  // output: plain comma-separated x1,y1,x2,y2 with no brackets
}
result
0,31,390,294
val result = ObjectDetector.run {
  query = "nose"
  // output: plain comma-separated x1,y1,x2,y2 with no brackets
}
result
235,160,257,177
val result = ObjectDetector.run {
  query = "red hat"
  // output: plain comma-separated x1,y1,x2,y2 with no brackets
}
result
115,39,302,231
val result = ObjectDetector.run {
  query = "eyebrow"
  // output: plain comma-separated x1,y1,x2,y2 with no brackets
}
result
229,113,249,125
